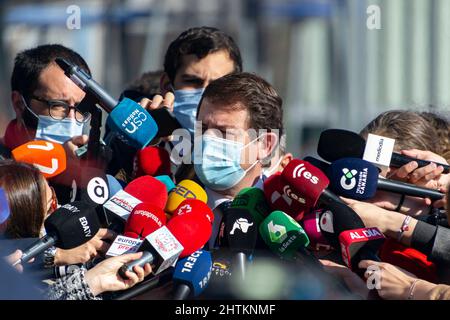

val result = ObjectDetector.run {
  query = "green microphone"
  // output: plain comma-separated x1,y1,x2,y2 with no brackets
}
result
259,210,310,260
230,187,271,226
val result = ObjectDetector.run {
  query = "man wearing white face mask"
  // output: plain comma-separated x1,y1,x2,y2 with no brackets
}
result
193,73,283,248
1,44,92,158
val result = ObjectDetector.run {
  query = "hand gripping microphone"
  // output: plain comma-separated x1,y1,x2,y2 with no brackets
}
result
12,140,66,178
172,250,212,300
124,175,168,209
55,58,158,149
329,158,444,201
339,227,385,272
119,211,212,277
13,201,101,266
263,172,308,221
230,187,271,225
132,146,172,178
318,129,450,173
165,180,208,215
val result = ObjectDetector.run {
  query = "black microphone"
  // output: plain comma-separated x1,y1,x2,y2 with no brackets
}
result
318,129,450,173
13,201,101,266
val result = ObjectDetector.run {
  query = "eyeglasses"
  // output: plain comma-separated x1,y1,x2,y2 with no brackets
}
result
30,96,90,123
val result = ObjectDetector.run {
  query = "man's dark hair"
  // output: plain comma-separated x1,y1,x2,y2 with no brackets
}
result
201,72,283,135
122,70,164,101
11,44,91,98
163,26,242,83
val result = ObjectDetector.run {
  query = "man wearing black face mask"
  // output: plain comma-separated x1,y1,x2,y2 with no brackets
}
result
1,44,92,159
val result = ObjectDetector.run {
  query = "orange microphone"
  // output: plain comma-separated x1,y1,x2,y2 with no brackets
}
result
12,140,67,178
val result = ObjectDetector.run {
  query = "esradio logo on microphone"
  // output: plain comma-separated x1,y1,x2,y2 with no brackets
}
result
292,163,319,184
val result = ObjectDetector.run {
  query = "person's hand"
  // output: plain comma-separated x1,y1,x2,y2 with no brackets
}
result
388,149,449,195
55,228,116,266
3,249,35,273
359,260,417,300
84,252,152,296
320,259,369,299
63,134,89,160
139,92,175,112
340,197,391,232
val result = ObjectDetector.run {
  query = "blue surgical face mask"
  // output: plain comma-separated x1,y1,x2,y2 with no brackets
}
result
194,135,261,191
21,96,87,144
173,88,204,135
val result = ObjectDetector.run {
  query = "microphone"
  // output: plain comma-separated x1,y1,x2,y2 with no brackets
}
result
124,175,168,209
11,140,66,178
339,227,385,272
302,209,331,251
155,175,176,193
102,189,142,229
55,58,158,149
222,207,258,281
106,174,123,198
259,210,310,260
172,199,214,225
263,172,308,221
329,158,444,201
132,146,172,179
165,180,208,215
123,203,166,239
230,187,271,225
172,250,212,300
70,168,110,205
13,201,101,265
318,129,450,173
119,211,212,277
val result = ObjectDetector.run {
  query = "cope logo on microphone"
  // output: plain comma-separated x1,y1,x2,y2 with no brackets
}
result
229,218,254,235
292,163,319,184
339,167,368,194
121,109,148,134
87,177,109,204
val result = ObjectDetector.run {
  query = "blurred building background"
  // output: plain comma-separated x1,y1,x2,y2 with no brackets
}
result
0,0,448,157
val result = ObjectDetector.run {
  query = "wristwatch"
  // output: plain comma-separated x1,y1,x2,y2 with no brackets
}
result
43,246,57,267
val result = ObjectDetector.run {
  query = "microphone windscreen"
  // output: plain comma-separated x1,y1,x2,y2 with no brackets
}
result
165,180,208,214
155,175,176,193
44,201,101,249
12,140,67,178
263,172,307,221
123,202,166,239
167,213,212,258
317,129,366,162
73,168,110,205
106,98,158,149
124,175,168,209
133,146,171,178
281,159,329,208
224,208,258,255
329,158,379,200
173,250,212,297
173,199,214,225
106,174,123,198
0,188,10,224
302,209,330,249
231,187,271,226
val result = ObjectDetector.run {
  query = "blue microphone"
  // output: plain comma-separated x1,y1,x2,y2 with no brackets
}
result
106,175,123,198
55,58,158,149
329,158,445,201
172,250,212,300
155,175,176,193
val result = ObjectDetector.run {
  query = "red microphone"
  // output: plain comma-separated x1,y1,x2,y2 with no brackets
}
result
339,227,385,271
132,146,171,178
123,202,167,239
124,175,168,209
263,172,308,221
167,211,212,258
172,199,214,225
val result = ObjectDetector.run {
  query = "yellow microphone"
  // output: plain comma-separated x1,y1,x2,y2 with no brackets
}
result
165,179,208,215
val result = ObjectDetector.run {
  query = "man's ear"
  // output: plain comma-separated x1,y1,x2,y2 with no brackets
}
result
160,73,173,95
11,91,25,121
258,132,278,161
